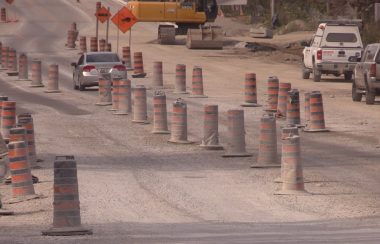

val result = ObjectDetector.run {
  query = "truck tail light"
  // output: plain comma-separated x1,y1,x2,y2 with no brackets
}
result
370,64,376,77
83,65,96,72
316,50,322,60
113,65,126,71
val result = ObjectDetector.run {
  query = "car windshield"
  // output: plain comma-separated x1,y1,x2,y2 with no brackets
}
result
86,53,120,63
326,33,357,43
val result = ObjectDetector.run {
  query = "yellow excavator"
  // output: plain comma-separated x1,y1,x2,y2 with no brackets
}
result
126,0,223,49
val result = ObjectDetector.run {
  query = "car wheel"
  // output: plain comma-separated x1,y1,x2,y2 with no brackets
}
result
344,72,353,81
313,65,321,82
302,68,310,79
351,81,362,102
365,85,375,105
79,83,85,91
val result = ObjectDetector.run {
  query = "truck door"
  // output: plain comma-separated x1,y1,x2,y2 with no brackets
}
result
354,47,366,87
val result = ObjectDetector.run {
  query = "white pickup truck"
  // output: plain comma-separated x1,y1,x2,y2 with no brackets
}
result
302,21,363,82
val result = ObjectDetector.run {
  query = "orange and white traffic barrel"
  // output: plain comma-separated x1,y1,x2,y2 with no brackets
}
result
276,82,291,118
132,52,147,78
168,98,192,144
241,73,261,107
251,113,279,168
266,76,279,112
132,85,149,124
200,105,223,150
223,109,252,157
190,66,207,98
174,64,188,94
42,156,92,236
151,91,170,134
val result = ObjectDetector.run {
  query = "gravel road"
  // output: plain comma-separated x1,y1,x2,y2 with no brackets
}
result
0,0,379,243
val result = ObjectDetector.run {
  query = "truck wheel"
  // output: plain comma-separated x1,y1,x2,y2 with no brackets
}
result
351,82,362,102
344,72,353,81
365,86,375,105
313,66,321,82
302,68,310,79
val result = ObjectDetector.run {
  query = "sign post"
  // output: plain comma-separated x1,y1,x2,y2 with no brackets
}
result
106,7,111,46
95,2,101,44
95,6,112,47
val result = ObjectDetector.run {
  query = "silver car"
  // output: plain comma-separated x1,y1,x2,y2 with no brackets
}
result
71,52,127,91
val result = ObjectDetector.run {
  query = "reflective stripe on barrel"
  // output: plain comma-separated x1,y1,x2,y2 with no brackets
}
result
244,73,257,104
1,8,6,22
201,105,222,148
133,52,145,75
52,156,81,228
152,91,169,133
169,99,189,143
106,43,111,52
0,96,9,129
8,141,35,197
1,101,16,139
115,79,131,114
98,39,106,52
79,36,87,53
47,64,59,91
152,61,164,88
31,59,43,86
97,75,112,105
9,127,30,167
1,46,9,70
174,64,187,94
17,116,37,167
122,46,132,68
257,113,278,165
67,30,76,48
111,79,120,111
90,37,98,52
277,82,291,117
224,109,249,155
280,135,305,191
286,89,301,126
132,85,148,123
191,66,205,96
309,91,326,130
267,76,279,111
18,53,28,80
304,92,311,126
7,48,17,72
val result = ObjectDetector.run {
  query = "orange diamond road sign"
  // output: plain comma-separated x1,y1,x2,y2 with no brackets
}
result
95,6,111,24
6,0,14,4
111,7,137,33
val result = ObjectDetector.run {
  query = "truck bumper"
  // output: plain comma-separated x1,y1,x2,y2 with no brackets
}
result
369,77,380,90
316,62,356,74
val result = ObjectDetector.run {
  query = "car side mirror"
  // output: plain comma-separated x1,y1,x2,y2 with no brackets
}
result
348,56,360,62
71,62,77,67
122,60,126,65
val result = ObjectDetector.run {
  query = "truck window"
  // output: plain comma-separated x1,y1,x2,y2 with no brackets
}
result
326,33,357,43
365,46,379,62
